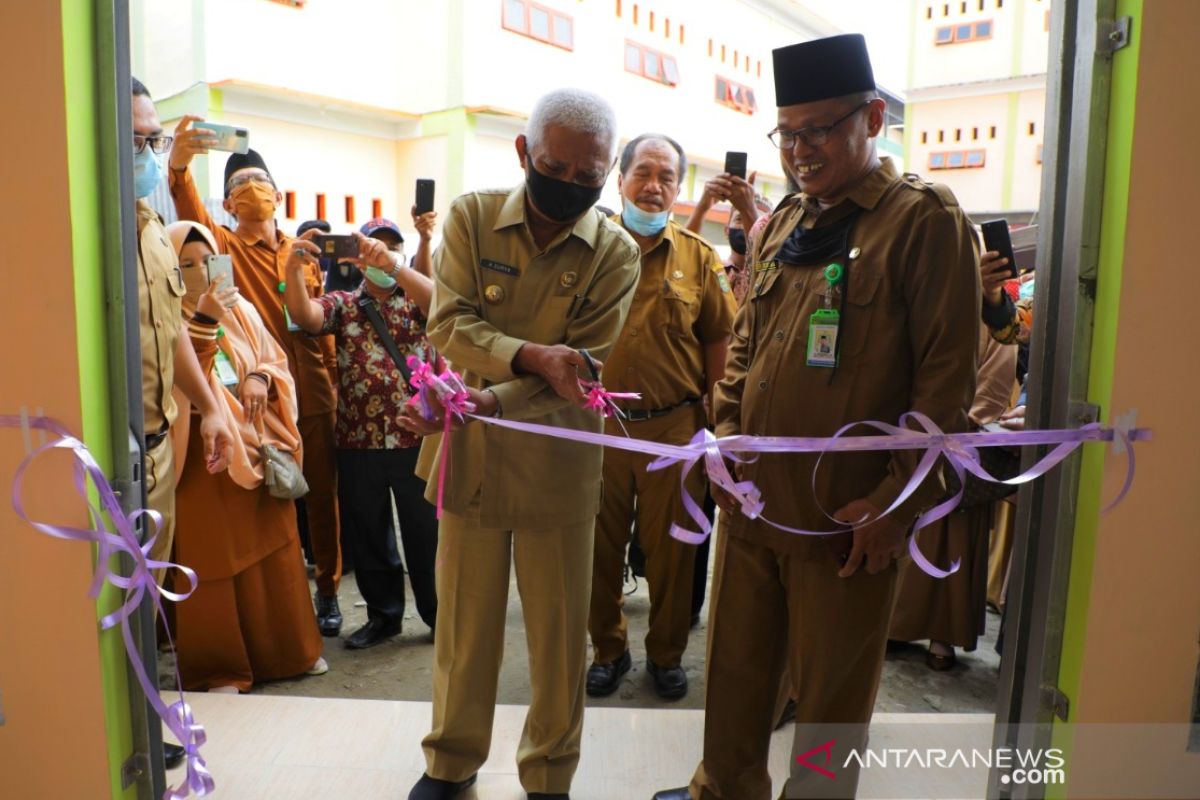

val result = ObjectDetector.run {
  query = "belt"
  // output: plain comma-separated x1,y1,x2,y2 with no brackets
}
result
145,429,169,450
619,398,699,422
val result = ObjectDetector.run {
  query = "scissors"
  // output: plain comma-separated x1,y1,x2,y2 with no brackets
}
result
578,348,602,384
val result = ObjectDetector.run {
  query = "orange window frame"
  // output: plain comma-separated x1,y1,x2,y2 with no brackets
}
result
625,39,679,86
715,75,757,115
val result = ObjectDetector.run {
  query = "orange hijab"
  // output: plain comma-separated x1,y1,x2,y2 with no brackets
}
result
166,221,302,489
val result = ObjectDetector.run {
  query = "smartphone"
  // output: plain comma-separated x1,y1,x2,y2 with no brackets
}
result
193,122,250,155
204,253,234,287
724,151,748,180
315,234,358,259
415,179,436,215
981,220,1019,279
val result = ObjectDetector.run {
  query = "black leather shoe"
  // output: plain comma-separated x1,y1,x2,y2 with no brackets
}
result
345,618,400,650
651,789,691,800
647,660,688,699
585,649,632,697
315,593,342,637
408,772,477,799
163,742,186,770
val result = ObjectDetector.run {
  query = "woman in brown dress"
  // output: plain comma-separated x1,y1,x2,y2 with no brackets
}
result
167,220,326,692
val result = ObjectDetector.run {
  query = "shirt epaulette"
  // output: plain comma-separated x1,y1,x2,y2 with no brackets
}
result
674,224,721,255
900,172,961,209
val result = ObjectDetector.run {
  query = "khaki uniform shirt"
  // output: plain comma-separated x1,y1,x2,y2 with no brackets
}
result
168,167,336,418
713,158,981,555
136,200,185,435
602,218,735,410
417,185,641,528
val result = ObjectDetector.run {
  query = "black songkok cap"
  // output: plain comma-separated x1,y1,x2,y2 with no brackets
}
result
223,148,271,195
773,34,876,107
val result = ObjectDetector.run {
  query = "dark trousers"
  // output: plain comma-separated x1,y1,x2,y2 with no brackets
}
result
336,447,438,629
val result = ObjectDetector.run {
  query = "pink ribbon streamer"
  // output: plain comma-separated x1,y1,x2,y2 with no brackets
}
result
581,383,641,419
1,414,213,798
405,360,475,518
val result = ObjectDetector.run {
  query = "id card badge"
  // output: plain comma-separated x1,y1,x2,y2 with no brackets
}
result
284,304,301,332
214,349,240,388
806,309,840,368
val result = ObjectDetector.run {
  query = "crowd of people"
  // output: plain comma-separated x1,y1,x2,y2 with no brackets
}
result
128,29,1035,800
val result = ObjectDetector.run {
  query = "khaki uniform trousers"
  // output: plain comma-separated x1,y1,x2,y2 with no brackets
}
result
689,529,901,800
589,402,704,666
146,436,177,586
422,509,594,794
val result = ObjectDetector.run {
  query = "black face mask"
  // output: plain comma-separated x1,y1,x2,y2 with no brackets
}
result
524,160,603,223
727,228,747,256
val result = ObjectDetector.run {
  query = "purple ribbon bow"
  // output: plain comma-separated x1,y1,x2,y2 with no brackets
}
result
3,414,213,798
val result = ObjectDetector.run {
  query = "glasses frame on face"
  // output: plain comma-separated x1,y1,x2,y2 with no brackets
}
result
225,172,277,194
767,101,873,150
133,134,174,155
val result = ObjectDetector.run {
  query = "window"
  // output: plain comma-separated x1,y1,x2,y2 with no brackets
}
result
926,6,932,19
935,19,993,43
679,24,684,44
344,195,355,224
929,149,987,169
1036,144,1043,164
372,198,382,219
1028,121,1036,136
996,0,1003,7
632,3,638,24
733,49,739,67
745,54,751,73
979,0,985,8
757,60,762,77
715,75,757,114
502,0,574,50
626,40,679,86
938,130,945,143
285,190,296,219
615,0,621,16
649,10,654,31
921,131,928,144
1045,10,1050,30
721,44,726,62
990,125,997,138
664,18,670,38
955,128,962,141
708,38,713,57
315,193,326,220
943,3,949,15
960,1,967,11
972,126,979,140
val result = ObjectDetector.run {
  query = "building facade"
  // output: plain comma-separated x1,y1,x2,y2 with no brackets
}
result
134,0,908,243
903,0,1051,220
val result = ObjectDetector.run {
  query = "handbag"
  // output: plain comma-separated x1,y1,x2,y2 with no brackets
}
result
260,442,309,500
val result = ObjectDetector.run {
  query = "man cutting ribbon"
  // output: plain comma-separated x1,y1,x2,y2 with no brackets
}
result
654,33,981,800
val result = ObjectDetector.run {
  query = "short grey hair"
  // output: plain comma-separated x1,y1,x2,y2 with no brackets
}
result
525,88,619,161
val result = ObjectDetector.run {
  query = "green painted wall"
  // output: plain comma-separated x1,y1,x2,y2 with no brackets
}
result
61,0,135,797
421,108,475,200
1049,1,1143,794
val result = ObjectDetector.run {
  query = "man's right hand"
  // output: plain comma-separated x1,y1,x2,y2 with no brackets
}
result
514,343,593,404
169,115,218,172
980,250,1012,307
286,233,321,276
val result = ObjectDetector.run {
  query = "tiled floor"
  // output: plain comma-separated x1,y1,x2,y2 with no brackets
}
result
166,693,993,799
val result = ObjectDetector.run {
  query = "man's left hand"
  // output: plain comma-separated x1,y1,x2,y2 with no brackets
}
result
198,412,233,474
397,386,496,436
833,498,908,578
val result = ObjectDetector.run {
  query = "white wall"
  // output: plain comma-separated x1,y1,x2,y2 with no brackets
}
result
1010,88,1045,210
908,93,1009,212
910,0,1053,89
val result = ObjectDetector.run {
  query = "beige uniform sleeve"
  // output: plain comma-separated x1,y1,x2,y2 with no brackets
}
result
695,245,736,344
488,246,640,421
864,203,982,520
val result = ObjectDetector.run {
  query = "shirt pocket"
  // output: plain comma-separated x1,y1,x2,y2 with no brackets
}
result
663,283,700,337
836,267,883,358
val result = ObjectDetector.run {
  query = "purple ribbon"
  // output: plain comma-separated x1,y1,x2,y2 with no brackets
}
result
2,414,214,798
458,408,1149,578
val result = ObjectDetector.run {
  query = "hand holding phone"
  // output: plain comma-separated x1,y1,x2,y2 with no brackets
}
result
193,122,250,155
981,220,1019,279
415,179,436,216
204,253,234,287
315,234,359,259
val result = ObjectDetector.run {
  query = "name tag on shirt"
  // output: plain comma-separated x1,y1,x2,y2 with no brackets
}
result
214,350,240,387
481,259,520,277
806,309,840,368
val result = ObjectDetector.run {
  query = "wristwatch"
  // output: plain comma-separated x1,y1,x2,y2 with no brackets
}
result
483,388,502,418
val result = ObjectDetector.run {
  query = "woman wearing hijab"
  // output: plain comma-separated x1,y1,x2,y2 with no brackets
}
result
166,220,327,692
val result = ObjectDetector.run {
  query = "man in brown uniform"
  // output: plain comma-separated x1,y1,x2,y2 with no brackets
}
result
131,76,233,769
166,128,344,636
586,133,734,701
399,89,640,800
654,34,980,800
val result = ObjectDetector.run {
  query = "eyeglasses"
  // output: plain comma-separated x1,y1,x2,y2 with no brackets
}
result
133,134,174,155
767,102,871,150
226,172,276,192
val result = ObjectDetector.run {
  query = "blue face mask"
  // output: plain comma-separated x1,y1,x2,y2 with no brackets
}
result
364,266,397,290
1018,276,1035,302
133,147,162,199
622,201,670,237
